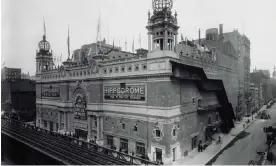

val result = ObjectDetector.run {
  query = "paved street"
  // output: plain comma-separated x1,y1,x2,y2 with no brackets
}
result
213,104,276,165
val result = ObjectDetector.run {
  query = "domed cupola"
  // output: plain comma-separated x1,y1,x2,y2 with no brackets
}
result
35,19,54,72
38,35,51,52
146,0,179,53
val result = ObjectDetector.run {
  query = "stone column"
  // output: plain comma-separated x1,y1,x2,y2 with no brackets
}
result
175,34,178,52
57,111,61,131
129,139,135,155
152,35,154,51
96,116,104,145
114,137,120,151
164,28,168,50
148,33,151,52
88,116,92,139
172,38,174,52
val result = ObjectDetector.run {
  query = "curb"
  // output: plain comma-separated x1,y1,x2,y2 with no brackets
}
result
205,116,257,165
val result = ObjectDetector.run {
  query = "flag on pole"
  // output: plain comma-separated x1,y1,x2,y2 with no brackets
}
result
132,37,135,53
96,13,101,55
67,25,70,59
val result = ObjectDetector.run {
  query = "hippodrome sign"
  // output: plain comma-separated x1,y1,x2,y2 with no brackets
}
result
104,85,146,101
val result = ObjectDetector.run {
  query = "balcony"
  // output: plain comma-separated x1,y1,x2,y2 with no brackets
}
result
197,104,221,115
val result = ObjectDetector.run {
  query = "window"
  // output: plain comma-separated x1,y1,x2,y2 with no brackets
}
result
122,123,125,129
135,65,139,71
192,98,195,103
198,99,202,107
216,114,219,121
51,112,52,116
172,129,176,136
115,67,119,73
120,138,128,151
136,142,146,156
94,116,97,127
128,66,132,72
109,68,113,73
44,120,47,128
120,83,126,89
208,116,212,125
133,125,138,132
143,64,147,70
121,66,125,72
107,135,114,147
104,69,107,74
156,129,161,137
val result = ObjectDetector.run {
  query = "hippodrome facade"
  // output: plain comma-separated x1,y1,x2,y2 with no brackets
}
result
35,0,238,163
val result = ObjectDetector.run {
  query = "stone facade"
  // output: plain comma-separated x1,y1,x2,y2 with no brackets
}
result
35,1,236,164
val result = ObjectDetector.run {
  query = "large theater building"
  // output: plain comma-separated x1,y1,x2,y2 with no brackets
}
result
36,0,237,164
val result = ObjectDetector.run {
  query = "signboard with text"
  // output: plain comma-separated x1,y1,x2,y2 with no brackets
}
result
104,85,146,101
74,96,87,120
42,88,60,98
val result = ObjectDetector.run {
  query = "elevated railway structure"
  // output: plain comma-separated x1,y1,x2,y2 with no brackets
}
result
1,117,158,165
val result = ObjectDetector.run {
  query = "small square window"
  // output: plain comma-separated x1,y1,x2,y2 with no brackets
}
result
216,114,219,121
143,64,147,70
133,125,138,132
115,67,119,73
109,68,113,73
135,65,139,71
104,69,107,74
156,130,161,137
120,83,126,88
122,124,125,129
128,66,132,72
172,129,176,136
121,67,125,72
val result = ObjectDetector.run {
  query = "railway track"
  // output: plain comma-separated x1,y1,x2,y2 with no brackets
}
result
1,119,154,165
2,124,103,165
4,122,130,165
1,127,87,165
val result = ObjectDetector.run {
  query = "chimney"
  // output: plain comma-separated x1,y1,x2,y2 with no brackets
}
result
199,29,201,45
219,24,223,41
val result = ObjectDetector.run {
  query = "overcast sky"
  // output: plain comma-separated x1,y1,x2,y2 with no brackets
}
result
2,0,276,75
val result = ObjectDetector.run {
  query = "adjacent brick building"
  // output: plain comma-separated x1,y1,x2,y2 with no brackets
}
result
1,67,21,81
1,79,36,121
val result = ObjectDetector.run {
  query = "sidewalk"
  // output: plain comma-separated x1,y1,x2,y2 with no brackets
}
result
173,105,267,165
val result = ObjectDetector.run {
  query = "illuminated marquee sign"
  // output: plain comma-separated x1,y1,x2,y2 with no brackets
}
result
104,85,146,101
42,88,60,97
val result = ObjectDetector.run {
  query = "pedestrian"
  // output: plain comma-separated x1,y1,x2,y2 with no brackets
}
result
218,136,221,144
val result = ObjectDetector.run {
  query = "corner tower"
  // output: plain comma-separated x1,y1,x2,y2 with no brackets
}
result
146,0,179,53
36,19,53,73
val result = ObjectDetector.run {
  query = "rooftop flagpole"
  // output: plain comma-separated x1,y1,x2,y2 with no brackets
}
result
67,25,70,60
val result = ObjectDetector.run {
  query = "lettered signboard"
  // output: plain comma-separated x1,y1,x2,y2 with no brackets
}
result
104,85,146,101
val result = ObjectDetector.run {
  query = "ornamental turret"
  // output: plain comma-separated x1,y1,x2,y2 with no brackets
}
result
36,19,54,72
146,0,179,53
